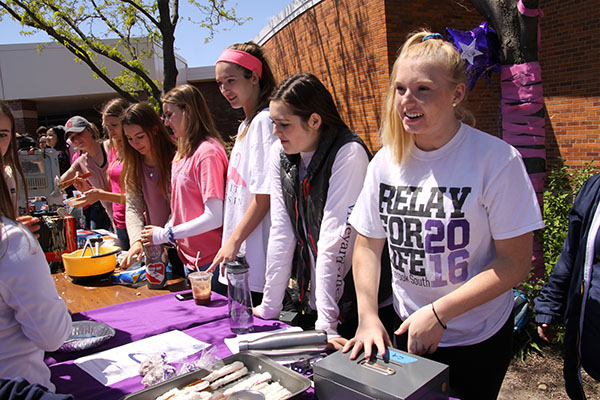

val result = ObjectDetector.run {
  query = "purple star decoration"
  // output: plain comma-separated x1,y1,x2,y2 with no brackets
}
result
446,22,501,91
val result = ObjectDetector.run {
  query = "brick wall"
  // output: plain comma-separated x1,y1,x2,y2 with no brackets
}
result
261,0,391,151
262,0,598,173
261,0,502,154
6,100,39,139
191,81,244,148
541,0,600,171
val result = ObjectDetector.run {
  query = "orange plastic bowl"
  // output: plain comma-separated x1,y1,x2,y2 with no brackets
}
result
62,246,120,280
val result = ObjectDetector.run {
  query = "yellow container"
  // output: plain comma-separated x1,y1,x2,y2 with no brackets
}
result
62,246,120,279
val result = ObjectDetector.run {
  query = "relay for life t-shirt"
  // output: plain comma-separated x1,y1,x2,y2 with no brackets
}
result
350,123,545,347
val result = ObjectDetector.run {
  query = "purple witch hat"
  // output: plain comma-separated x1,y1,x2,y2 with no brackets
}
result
446,22,501,90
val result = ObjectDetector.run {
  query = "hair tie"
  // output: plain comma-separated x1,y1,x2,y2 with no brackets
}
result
217,49,263,78
431,302,447,329
422,33,443,42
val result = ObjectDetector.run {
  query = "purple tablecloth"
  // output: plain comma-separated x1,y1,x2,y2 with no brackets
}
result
47,292,455,400
47,291,294,399
46,290,230,365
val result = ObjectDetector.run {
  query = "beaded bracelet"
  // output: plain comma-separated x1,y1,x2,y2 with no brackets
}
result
431,302,447,329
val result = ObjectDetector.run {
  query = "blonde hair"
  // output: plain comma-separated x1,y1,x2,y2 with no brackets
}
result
380,30,474,165
0,156,16,221
101,97,130,157
161,84,223,161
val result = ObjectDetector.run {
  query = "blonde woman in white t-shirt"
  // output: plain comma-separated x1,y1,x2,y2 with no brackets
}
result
342,30,544,400
208,42,278,304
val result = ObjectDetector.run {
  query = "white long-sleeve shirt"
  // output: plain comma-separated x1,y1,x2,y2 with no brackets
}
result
0,217,72,391
255,140,369,337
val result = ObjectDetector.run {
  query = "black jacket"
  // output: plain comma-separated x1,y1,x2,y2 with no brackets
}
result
534,173,600,399
279,125,370,303
0,378,73,400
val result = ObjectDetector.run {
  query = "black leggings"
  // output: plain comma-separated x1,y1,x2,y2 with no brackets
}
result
393,313,513,400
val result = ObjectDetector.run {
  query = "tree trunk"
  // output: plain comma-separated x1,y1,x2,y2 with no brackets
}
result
158,0,177,96
470,0,546,277
470,0,540,64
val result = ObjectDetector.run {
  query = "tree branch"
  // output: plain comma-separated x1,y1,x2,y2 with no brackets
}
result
171,0,179,28
119,0,160,27
2,0,248,102
43,1,162,96
0,0,138,102
90,0,129,45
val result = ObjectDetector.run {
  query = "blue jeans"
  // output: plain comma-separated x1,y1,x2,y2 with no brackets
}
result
115,227,130,251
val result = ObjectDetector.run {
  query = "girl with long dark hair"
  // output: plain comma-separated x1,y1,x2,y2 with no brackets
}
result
255,73,371,349
120,102,177,268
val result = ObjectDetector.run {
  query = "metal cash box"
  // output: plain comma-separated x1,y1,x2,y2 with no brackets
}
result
313,348,449,400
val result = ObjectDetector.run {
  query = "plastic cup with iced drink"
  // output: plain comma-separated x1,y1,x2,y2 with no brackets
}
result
188,271,212,305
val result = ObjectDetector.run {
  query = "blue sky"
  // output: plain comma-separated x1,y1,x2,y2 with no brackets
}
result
0,1,291,67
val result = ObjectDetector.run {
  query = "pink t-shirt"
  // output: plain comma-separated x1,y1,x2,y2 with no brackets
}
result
171,138,228,268
107,147,125,229
141,162,171,227
70,142,112,220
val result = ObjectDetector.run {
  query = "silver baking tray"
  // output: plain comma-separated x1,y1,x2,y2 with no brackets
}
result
58,321,116,352
121,351,311,399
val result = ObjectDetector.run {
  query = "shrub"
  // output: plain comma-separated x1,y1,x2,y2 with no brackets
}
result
517,161,596,351
540,162,596,276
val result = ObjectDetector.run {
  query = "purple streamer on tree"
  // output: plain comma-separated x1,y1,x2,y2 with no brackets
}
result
445,22,501,91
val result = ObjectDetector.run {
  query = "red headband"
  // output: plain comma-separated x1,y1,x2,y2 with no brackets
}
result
217,49,263,78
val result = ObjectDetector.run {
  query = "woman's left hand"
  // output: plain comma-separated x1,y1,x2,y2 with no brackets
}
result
16,215,41,238
140,225,158,246
327,336,348,351
70,188,101,207
82,188,101,204
72,172,92,193
395,304,445,355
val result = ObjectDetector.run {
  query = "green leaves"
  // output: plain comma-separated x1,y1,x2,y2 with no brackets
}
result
0,0,247,101
542,161,596,278
518,161,596,351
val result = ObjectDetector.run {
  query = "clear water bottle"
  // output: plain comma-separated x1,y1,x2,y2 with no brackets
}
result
225,256,254,334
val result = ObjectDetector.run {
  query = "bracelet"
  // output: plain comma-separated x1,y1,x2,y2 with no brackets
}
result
167,226,175,243
431,302,447,329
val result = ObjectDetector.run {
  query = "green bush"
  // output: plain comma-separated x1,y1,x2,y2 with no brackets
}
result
517,161,596,350
541,162,596,276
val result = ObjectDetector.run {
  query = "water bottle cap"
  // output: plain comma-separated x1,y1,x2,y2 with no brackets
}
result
224,256,249,273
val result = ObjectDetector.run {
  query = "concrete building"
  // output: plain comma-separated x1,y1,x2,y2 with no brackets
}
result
0,39,176,134
0,38,241,141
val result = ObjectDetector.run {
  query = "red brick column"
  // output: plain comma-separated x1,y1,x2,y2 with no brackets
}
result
5,100,39,139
